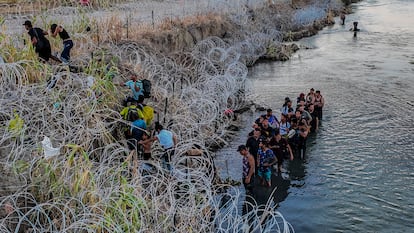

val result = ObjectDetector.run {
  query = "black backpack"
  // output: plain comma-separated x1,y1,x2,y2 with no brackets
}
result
141,79,151,98
126,107,139,122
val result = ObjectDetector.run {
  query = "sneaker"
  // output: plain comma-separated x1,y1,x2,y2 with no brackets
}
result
60,57,70,64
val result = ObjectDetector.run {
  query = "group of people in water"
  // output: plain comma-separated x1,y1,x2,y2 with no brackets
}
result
238,88,325,189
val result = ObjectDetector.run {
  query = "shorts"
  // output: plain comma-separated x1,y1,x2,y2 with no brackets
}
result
257,170,271,181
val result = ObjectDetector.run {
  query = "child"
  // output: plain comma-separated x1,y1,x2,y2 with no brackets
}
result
138,131,152,160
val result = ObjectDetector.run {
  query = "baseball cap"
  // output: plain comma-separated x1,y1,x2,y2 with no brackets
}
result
237,145,247,152
23,20,32,27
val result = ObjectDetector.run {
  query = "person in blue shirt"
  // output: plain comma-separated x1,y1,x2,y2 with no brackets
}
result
266,108,279,129
123,74,144,106
129,112,147,150
257,139,276,187
154,122,177,171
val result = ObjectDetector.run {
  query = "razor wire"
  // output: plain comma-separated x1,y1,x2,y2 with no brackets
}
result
0,35,293,232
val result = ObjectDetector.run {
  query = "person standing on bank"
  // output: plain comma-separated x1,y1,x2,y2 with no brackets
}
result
123,74,144,106
23,20,51,62
50,24,74,63
237,145,255,192
154,122,177,171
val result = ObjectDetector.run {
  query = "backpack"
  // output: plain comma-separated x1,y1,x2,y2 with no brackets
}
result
126,106,144,121
142,105,155,126
141,79,151,98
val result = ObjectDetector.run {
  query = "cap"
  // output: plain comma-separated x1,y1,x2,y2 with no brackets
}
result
300,93,305,97
237,145,247,152
23,20,32,27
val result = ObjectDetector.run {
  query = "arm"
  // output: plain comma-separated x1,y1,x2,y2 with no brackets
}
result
134,82,140,92
133,80,142,92
138,137,152,145
120,107,128,119
245,155,255,184
287,143,294,160
31,36,38,45
172,134,178,147
51,27,59,37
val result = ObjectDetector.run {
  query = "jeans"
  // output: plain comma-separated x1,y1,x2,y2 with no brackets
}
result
162,148,175,171
61,40,73,62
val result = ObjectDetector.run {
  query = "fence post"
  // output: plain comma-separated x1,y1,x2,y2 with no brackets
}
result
126,14,129,39
152,10,155,29
163,97,168,124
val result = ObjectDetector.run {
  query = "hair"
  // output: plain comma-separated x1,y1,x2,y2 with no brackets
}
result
266,108,272,113
50,24,58,34
155,122,163,131
260,139,269,147
137,95,145,103
130,111,139,121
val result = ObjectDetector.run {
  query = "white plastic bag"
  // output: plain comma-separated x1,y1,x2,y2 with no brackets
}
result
41,136,60,159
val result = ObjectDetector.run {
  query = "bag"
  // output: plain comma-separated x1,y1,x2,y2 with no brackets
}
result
126,106,144,122
33,28,45,50
141,79,151,98
142,105,155,126
36,39,45,50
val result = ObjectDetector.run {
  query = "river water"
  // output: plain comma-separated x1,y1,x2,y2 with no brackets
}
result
216,0,414,232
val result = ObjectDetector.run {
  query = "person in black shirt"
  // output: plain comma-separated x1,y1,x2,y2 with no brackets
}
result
23,20,51,62
50,24,74,63
246,128,262,174
269,130,294,173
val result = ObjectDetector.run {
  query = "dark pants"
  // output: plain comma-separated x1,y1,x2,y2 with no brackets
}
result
61,40,73,61
37,45,51,61
242,179,255,217
315,106,323,121
162,148,175,171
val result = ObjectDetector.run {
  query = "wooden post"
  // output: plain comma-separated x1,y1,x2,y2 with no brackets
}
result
152,10,155,29
163,97,168,124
